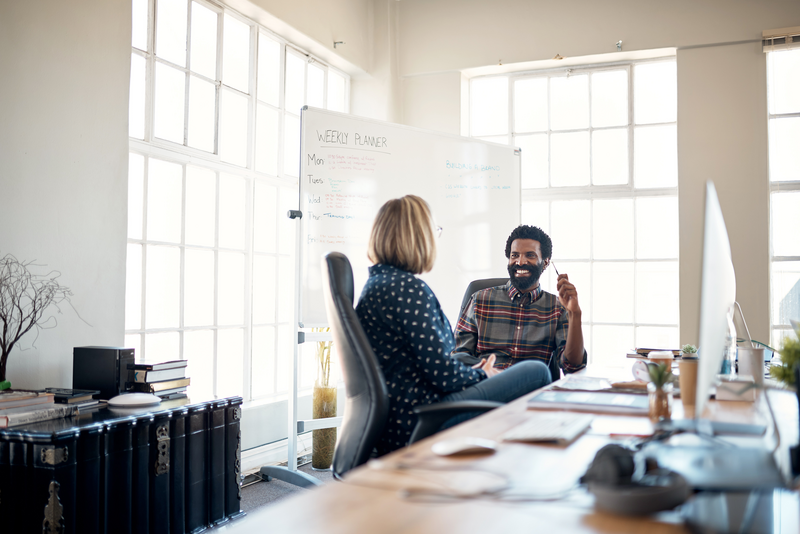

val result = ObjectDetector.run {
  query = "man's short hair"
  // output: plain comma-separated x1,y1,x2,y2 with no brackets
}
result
504,225,553,260
368,195,437,274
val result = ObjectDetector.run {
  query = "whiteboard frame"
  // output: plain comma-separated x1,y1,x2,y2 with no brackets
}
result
296,105,522,328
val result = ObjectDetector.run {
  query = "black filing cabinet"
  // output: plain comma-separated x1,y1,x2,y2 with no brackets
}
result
0,397,244,533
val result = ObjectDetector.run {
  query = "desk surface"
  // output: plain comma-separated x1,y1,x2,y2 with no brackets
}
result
219,369,799,534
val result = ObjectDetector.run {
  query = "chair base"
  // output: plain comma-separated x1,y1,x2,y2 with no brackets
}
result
259,465,324,488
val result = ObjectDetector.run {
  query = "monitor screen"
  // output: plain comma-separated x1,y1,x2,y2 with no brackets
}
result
696,181,737,418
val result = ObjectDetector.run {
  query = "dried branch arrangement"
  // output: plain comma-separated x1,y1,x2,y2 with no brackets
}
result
0,254,74,387
313,327,333,388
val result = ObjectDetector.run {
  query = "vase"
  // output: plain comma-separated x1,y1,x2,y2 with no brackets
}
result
647,382,673,422
311,382,337,470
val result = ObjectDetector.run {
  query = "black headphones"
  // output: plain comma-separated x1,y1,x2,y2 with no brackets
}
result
581,444,691,516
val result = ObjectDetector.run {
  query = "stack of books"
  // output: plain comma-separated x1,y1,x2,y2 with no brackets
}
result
44,388,101,409
0,390,80,428
129,360,190,400
627,348,682,359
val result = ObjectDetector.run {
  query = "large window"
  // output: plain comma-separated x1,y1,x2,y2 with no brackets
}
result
767,48,800,348
126,0,348,402
470,60,679,366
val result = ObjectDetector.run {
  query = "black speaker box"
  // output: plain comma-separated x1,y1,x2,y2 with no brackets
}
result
73,346,135,400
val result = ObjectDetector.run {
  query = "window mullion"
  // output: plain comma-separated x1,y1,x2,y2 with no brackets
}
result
546,76,552,188
278,43,287,177
214,4,224,157
140,156,150,346
243,178,255,400
627,64,634,191
145,23,156,144
247,22,257,171
213,170,221,397
179,163,187,364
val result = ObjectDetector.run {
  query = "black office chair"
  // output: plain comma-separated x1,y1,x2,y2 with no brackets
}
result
459,277,508,315
322,252,389,479
456,277,562,382
322,253,501,478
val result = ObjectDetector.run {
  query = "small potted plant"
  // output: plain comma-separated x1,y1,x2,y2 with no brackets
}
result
646,362,675,422
681,344,698,359
770,329,800,387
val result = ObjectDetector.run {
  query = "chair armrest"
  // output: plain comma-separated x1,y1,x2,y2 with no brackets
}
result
409,401,503,444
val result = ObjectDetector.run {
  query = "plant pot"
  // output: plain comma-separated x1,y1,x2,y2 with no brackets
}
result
311,383,337,470
647,382,673,422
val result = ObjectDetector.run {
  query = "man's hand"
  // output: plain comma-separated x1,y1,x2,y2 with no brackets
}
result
471,354,502,378
556,273,581,316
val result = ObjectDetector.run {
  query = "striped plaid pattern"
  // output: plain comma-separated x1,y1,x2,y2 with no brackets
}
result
454,281,586,373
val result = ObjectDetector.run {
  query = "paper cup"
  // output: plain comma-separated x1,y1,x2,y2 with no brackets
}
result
648,351,674,366
679,358,698,407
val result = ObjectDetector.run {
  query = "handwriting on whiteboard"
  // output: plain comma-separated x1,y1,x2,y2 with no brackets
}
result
446,161,500,171
316,130,388,149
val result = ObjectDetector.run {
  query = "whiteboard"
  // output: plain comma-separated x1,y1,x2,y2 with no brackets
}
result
298,107,520,327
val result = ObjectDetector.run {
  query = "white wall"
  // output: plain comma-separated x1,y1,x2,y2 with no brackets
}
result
0,0,131,389
351,0,403,123
678,42,770,345
233,0,371,74
396,0,800,76
401,72,463,136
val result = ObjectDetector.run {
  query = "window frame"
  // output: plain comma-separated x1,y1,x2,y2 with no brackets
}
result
126,0,350,404
767,49,800,347
469,58,680,365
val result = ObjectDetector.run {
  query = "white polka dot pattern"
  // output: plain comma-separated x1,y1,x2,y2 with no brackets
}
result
355,264,486,455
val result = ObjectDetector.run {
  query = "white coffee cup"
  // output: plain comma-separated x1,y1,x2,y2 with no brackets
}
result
737,347,765,387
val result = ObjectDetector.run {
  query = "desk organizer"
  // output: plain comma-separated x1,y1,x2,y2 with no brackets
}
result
0,396,244,533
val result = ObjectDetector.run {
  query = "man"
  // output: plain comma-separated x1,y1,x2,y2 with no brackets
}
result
452,225,587,378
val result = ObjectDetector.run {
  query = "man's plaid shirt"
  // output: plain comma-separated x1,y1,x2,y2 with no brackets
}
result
453,281,586,373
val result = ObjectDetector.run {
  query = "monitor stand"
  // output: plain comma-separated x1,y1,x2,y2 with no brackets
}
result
641,441,785,491
682,488,800,533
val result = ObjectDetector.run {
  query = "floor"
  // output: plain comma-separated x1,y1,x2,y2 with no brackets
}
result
239,461,334,514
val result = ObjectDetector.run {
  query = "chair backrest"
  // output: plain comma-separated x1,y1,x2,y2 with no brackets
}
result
322,252,390,478
460,277,561,383
459,278,508,315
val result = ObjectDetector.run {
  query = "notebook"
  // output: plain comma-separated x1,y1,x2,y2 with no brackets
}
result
527,389,649,415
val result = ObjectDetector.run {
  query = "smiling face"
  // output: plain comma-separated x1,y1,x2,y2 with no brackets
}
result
507,238,547,291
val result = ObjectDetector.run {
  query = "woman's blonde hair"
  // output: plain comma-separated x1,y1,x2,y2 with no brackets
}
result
367,195,437,274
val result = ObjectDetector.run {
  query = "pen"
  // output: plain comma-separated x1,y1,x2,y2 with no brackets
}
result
552,262,560,276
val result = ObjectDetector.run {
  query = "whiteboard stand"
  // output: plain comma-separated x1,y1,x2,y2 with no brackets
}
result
258,210,342,489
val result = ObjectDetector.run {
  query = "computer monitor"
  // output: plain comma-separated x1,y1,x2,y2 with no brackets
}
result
695,181,737,418
644,182,785,491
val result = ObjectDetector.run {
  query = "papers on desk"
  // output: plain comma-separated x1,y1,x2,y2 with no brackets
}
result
552,374,650,395
552,375,613,391
527,389,649,415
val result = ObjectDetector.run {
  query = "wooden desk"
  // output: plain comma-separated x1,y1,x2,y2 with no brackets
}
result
219,372,799,534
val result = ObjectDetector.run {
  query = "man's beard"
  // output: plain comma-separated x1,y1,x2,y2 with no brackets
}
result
508,262,544,292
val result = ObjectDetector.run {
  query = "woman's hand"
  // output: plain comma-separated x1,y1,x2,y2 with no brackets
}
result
471,354,502,378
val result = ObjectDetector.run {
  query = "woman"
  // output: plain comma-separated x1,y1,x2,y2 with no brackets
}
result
356,195,552,455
